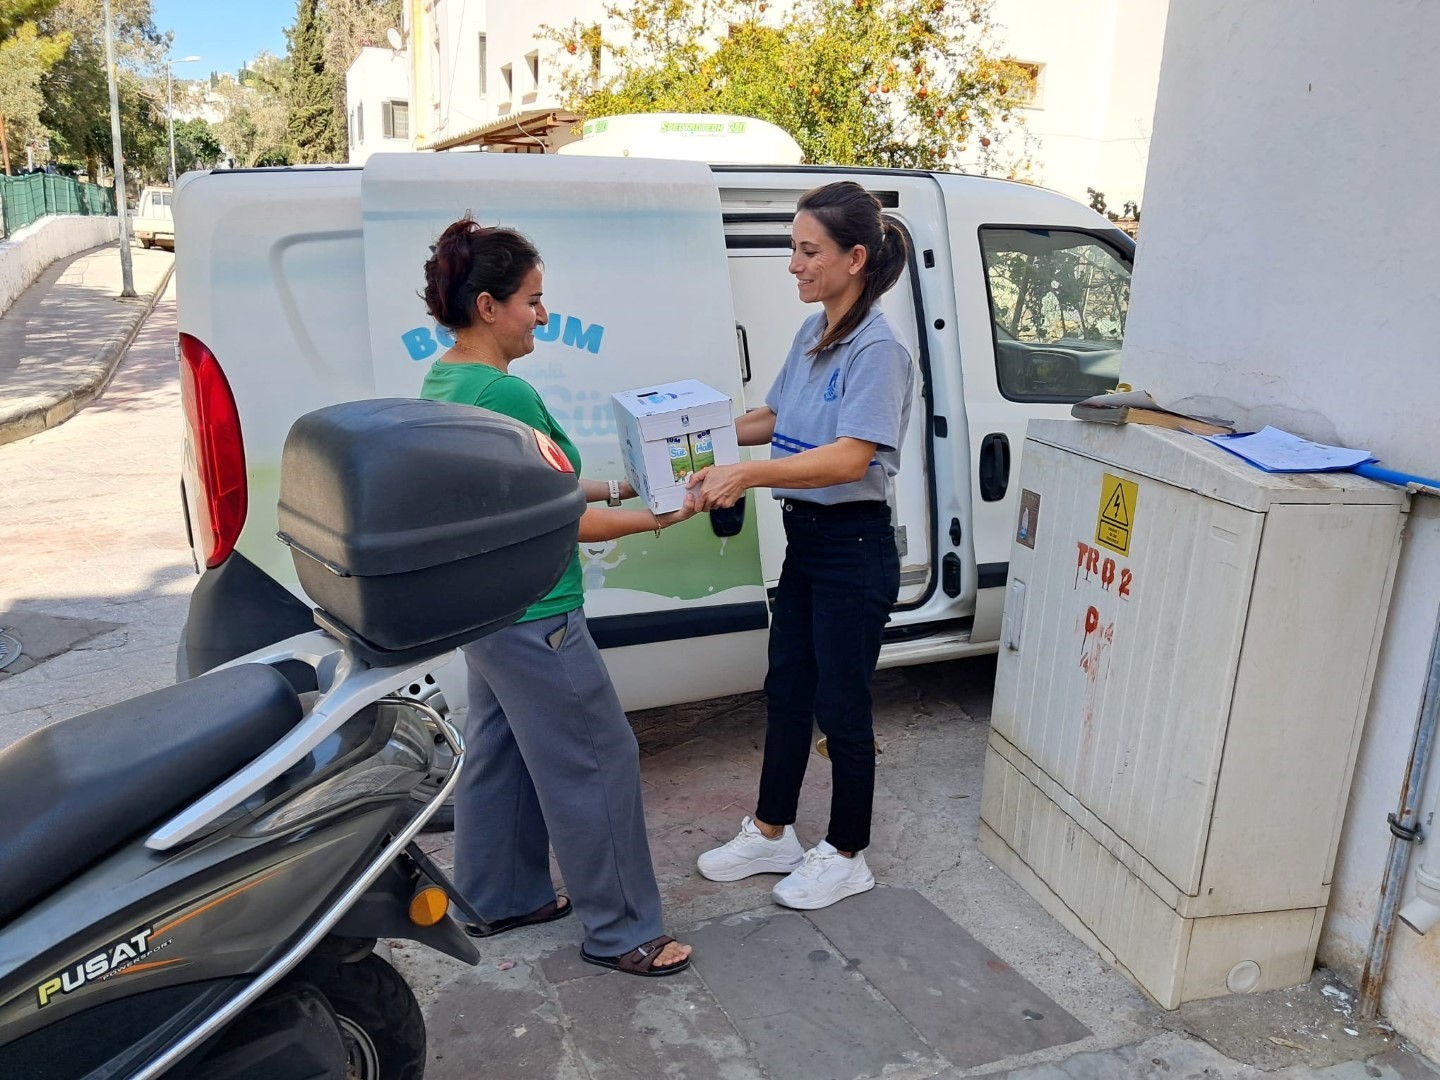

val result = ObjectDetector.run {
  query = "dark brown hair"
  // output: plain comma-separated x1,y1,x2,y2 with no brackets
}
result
422,213,542,330
796,182,909,355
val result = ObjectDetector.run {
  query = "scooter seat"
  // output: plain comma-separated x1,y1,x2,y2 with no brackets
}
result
0,664,302,924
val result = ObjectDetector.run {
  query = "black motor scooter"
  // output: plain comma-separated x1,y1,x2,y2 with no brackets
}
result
0,399,587,1079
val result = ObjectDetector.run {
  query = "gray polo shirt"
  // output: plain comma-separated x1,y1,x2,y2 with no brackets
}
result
764,306,914,505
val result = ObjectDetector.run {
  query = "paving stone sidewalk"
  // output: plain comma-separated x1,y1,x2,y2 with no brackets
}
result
401,673,1440,1080
0,242,172,447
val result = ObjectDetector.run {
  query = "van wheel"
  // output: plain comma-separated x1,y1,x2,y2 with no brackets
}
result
314,953,425,1080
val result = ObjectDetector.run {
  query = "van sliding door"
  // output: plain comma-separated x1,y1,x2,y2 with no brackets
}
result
725,231,933,607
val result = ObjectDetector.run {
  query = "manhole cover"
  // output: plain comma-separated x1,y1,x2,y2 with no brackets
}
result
0,628,21,670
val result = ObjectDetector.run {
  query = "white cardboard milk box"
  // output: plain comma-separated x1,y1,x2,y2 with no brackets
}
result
612,379,740,514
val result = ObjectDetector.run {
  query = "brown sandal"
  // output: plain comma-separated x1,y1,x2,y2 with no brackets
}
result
464,896,572,938
581,934,691,977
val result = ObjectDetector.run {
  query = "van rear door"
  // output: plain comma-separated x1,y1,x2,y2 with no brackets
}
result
713,170,978,659
359,153,769,710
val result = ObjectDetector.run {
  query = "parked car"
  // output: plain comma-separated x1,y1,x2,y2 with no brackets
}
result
132,185,174,249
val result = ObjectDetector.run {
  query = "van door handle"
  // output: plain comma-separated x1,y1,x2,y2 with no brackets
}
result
979,433,1010,502
736,324,752,384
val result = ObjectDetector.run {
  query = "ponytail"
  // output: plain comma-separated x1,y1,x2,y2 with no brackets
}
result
422,212,542,330
797,182,909,355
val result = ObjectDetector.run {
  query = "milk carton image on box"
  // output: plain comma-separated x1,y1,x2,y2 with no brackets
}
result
612,380,740,514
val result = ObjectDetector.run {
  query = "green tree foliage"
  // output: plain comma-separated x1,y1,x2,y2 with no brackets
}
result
172,116,221,173
541,0,1034,171
38,0,168,180
213,52,293,167
286,0,342,162
1,0,62,42
0,19,70,172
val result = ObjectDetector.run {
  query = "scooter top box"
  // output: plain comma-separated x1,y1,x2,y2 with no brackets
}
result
277,398,586,661
612,379,740,514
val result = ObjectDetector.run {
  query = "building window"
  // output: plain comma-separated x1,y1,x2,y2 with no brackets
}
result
478,33,487,95
1010,61,1045,108
526,50,539,91
500,63,513,100
356,102,364,143
383,100,410,140
348,109,355,147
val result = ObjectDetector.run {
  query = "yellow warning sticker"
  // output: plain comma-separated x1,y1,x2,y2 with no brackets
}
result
1095,473,1137,556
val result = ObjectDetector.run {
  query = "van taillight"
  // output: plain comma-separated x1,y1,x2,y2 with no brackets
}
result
179,333,247,568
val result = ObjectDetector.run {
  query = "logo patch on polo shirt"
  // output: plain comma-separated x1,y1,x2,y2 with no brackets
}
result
823,368,839,402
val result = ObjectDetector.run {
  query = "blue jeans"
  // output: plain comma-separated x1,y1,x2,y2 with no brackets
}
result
756,499,900,853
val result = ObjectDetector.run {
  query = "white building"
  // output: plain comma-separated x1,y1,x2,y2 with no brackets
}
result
1122,0,1440,1056
345,47,412,165
986,1,1166,208
348,0,1166,205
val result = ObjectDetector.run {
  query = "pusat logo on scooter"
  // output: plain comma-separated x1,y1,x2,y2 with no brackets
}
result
36,926,156,1008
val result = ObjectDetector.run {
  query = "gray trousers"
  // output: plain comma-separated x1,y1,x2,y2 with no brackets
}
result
452,607,664,957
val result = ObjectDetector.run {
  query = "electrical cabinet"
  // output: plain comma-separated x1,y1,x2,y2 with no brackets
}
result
981,420,1406,1008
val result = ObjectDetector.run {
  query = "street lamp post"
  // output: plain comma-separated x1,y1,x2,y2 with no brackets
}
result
167,55,201,188
101,0,134,297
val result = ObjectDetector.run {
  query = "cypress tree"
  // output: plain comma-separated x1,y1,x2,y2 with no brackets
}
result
287,0,342,162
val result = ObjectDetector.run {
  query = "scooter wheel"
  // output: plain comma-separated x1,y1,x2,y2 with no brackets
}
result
314,953,425,1080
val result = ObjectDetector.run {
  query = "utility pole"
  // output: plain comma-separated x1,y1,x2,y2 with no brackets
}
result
102,0,136,297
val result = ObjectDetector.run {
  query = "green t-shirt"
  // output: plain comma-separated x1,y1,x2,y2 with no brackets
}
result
420,360,584,623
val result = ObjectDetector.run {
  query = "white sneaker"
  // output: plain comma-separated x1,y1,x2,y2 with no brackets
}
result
697,816,806,881
771,842,875,910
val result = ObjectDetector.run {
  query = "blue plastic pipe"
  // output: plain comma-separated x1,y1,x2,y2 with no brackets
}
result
1353,462,1440,490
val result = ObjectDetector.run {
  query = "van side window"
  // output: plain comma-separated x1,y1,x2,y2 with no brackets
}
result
980,227,1132,402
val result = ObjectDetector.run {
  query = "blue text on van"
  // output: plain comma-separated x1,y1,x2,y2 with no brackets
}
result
402,314,605,361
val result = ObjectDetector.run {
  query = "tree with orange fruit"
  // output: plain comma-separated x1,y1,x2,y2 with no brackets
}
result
541,0,1033,173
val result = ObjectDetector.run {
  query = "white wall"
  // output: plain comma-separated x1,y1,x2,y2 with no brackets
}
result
1120,0,1440,1055
984,0,1166,207
430,0,493,145
426,0,588,146
345,47,413,164
0,214,120,319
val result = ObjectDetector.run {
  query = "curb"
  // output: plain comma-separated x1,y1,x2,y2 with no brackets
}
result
0,260,175,448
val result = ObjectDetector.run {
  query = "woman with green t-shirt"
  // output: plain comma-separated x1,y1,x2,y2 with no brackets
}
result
419,215,693,977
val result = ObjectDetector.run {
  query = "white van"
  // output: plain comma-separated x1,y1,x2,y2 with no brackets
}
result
173,153,1134,712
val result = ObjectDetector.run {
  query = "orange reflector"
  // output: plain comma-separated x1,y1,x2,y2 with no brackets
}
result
409,886,449,927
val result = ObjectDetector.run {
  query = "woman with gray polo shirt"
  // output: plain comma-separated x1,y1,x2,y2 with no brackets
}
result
691,181,914,910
